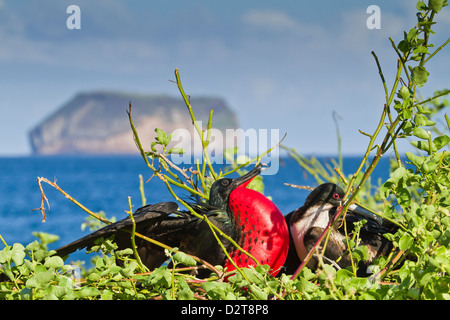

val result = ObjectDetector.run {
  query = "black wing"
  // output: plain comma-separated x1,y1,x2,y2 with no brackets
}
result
55,202,178,257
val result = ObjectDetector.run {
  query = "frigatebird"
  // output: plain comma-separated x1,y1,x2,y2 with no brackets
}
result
56,164,289,277
283,183,396,276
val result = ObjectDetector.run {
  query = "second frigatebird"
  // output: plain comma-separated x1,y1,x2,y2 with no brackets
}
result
283,183,396,276
56,164,289,277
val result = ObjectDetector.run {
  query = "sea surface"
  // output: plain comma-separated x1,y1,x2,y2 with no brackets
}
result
0,155,392,264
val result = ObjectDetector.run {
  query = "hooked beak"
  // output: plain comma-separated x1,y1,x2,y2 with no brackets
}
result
348,203,383,225
230,163,266,190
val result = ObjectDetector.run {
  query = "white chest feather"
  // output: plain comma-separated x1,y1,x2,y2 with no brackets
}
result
290,204,333,262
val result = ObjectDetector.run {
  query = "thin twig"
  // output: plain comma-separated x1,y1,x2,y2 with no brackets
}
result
34,177,111,224
174,68,218,180
283,183,314,191
146,150,192,183
138,174,147,206
202,214,250,281
126,197,148,273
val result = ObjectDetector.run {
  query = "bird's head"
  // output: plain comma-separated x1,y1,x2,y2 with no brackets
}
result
304,183,382,224
304,183,345,208
208,163,264,210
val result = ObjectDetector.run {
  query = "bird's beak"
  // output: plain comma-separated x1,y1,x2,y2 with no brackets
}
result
230,163,266,190
348,203,383,225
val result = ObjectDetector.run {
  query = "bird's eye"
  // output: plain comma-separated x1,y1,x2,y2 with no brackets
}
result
332,193,340,200
221,180,230,186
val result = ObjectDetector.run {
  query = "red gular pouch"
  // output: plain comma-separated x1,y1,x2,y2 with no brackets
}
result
224,186,289,277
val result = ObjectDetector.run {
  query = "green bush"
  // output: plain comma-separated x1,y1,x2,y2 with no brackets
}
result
1,0,449,300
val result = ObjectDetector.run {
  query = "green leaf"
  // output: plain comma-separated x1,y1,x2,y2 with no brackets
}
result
412,127,430,139
11,243,26,266
419,272,434,286
399,86,411,99
390,167,410,184
433,135,450,150
335,269,353,286
406,28,419,43
19,288,33,300
399,234,414,251
414,114,436,126
173,251,197,267
318,264,336,282
202,281,234,300
241,267,265,285
44,256,64,269
405,152,424,167
177,287,195,300
0,246,12,264
353,245,370,262
100,290,114,300
87,272,101,282
411,66,430,87
150,141,158,152
398,40,411,53
25,240,41,253
75,287,101,299
297,277,318,292
24,259,36,273
401,108,413,120
383,233,396,242
155,128,172,146
249,284,268,300
115,248,133,256
429,0,445,13
32,232,59,247
26,270,55,289
397,187,411,206
417,1,427,10
411,140,437,153
148,266,172,288
421,205,436,219
416,104,432,114
167,147,184,155
407,287,420,299
422,158,439,172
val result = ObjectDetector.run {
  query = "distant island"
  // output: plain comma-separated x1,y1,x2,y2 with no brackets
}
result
29,91,238,155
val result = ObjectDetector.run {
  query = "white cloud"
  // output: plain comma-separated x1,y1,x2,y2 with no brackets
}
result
1,1,448,156
242,9,301,31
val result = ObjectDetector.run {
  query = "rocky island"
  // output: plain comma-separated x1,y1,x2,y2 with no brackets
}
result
29,91,238,155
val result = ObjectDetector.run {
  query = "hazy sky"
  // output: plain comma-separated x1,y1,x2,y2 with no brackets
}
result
1,0,449,156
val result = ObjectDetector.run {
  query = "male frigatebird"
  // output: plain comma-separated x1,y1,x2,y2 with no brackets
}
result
56,164,289,277
283,183,396,276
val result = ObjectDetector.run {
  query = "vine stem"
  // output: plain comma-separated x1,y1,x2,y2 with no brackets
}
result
34,177,111,224
0,234,8,247
126,197,148,273
127,104,205,200
425,36,450,63
288,31,418,282
290,206,344,281
202,214,250,281
174,68,218,180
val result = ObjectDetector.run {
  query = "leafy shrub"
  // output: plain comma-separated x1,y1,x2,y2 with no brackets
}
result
1,0,449,300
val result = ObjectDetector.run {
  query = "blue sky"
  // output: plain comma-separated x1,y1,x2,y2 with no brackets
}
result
1,0,449,156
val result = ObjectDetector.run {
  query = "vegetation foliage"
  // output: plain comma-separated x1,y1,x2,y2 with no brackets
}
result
1,1,450,300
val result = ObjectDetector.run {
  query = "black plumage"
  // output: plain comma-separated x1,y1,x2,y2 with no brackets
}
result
55,165,263,276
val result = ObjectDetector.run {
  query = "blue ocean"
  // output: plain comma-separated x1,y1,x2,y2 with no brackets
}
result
0,155,391,264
